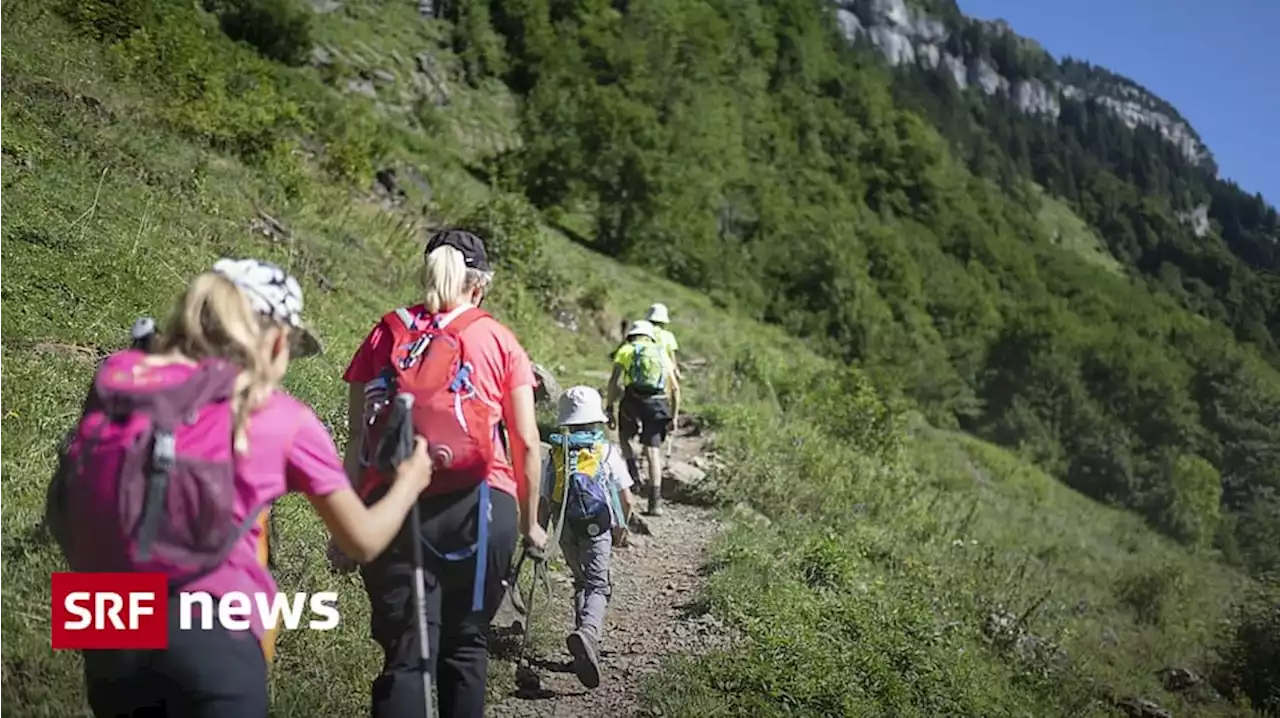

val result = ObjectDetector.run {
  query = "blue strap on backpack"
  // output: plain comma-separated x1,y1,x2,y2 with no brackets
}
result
380,393,491,614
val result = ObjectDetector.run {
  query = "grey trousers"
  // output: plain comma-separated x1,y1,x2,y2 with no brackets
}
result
559,528,613,642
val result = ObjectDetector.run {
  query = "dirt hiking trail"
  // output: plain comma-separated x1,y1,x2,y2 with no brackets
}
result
486,417,726,717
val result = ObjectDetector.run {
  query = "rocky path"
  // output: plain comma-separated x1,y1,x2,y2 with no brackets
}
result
486,420,724,718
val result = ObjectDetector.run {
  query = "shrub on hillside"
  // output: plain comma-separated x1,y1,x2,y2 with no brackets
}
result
1155,453,1223,549
450,0,506,85
112,19,305,158
206,0,313,66
1114,561,1186,626
458,193,562,303
1211,581,1280,715
1225,492,1280,578
61,0,154,41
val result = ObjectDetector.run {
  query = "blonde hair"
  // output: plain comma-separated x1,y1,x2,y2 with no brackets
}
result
154,272,280,454
421,245,492,313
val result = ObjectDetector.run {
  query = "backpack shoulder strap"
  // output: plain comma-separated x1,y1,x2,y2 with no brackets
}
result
593,442,612,481
381,307,420,335
439,306,491,335
393,307,416,330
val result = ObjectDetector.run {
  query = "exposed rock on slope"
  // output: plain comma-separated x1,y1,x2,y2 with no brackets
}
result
835,0,1211,165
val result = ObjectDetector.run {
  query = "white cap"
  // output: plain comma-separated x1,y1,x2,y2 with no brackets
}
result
646,303,670,324
557,386,609,426
212,258,322,357
625,320,656,340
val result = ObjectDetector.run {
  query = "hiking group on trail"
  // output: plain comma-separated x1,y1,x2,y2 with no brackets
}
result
43,227,687,718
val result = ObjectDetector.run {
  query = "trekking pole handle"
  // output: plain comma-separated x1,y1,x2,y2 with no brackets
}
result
522,536,548,562
131,317,157,351
376,394,418,474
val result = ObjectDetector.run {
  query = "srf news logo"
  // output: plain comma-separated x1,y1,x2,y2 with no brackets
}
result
51,573,340,650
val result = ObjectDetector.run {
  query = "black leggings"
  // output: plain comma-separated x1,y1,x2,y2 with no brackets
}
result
81,611,267,718
361,483,518,718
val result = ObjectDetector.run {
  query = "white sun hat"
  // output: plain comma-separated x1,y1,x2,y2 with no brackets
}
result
557,385,609,426
646,303,670,324
625,319,656,340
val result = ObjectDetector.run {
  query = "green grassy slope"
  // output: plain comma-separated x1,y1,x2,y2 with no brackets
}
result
0,1,1268,716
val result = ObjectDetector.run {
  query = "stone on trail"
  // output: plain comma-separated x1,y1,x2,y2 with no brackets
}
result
532,363,562,406
664,460,706,489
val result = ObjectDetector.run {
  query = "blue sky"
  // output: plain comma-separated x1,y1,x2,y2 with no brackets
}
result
957,0,1279,207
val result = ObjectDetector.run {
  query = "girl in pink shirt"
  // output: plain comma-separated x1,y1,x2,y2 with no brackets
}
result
58,259,434,718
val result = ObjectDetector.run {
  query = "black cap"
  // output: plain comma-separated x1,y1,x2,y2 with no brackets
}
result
425,229,491,272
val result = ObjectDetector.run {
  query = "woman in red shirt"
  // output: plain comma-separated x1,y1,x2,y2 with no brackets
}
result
337,229,547,718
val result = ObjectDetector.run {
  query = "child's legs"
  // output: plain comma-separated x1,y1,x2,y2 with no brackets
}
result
568,531,614,643
560,531,588,629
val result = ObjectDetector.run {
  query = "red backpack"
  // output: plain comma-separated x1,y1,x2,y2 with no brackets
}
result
358,305,500,499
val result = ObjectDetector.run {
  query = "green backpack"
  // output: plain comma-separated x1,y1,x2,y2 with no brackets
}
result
629,341,668,395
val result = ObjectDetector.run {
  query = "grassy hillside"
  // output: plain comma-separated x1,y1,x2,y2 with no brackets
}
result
2,0,1277,716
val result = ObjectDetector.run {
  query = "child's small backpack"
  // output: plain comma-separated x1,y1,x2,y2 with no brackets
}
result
44,349,266,586
549,430,624,538
628,341,668,396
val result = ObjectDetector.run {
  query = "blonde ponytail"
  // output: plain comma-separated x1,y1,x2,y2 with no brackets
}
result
422,245,468,313
155,273,277,454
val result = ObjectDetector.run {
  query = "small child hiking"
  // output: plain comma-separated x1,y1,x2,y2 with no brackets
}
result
44,258,435,718
542,386,637,689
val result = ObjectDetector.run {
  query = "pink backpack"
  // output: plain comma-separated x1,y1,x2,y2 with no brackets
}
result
45,350,267,585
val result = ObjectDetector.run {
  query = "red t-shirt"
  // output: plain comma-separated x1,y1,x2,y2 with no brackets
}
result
343,303,535,499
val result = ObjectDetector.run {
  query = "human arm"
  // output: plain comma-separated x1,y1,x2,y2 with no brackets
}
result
605,364,624,428
619,487,637,522
343,382,365,483
310,437,432,563
504,385,547,549
286,406,432,564
667,338,681,380
667,367,682,419
341,317,394,481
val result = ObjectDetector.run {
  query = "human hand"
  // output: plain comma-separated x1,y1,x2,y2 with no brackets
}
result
522,523,549,558
606,405,617,431
326,535,358,574
393,436,433,493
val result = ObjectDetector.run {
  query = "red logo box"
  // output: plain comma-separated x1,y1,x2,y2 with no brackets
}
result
51,573,169,650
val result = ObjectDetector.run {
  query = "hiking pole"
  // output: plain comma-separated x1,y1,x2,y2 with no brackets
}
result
513,539,552,692
670,401,681,455
515,429,571,691
379,394,435,718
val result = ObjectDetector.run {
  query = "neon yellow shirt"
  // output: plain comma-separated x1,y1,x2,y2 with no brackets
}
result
613,338,674,389
654,327,678,361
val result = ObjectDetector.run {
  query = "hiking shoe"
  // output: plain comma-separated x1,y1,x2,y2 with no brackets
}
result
566,631,601,689
646,484,664,516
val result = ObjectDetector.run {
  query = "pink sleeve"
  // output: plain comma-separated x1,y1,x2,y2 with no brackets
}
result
285,409,353,496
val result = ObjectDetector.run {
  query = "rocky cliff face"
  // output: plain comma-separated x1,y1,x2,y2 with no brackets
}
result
835,0,1212,166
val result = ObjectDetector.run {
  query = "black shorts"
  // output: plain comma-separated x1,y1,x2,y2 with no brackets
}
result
619,390,672,448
